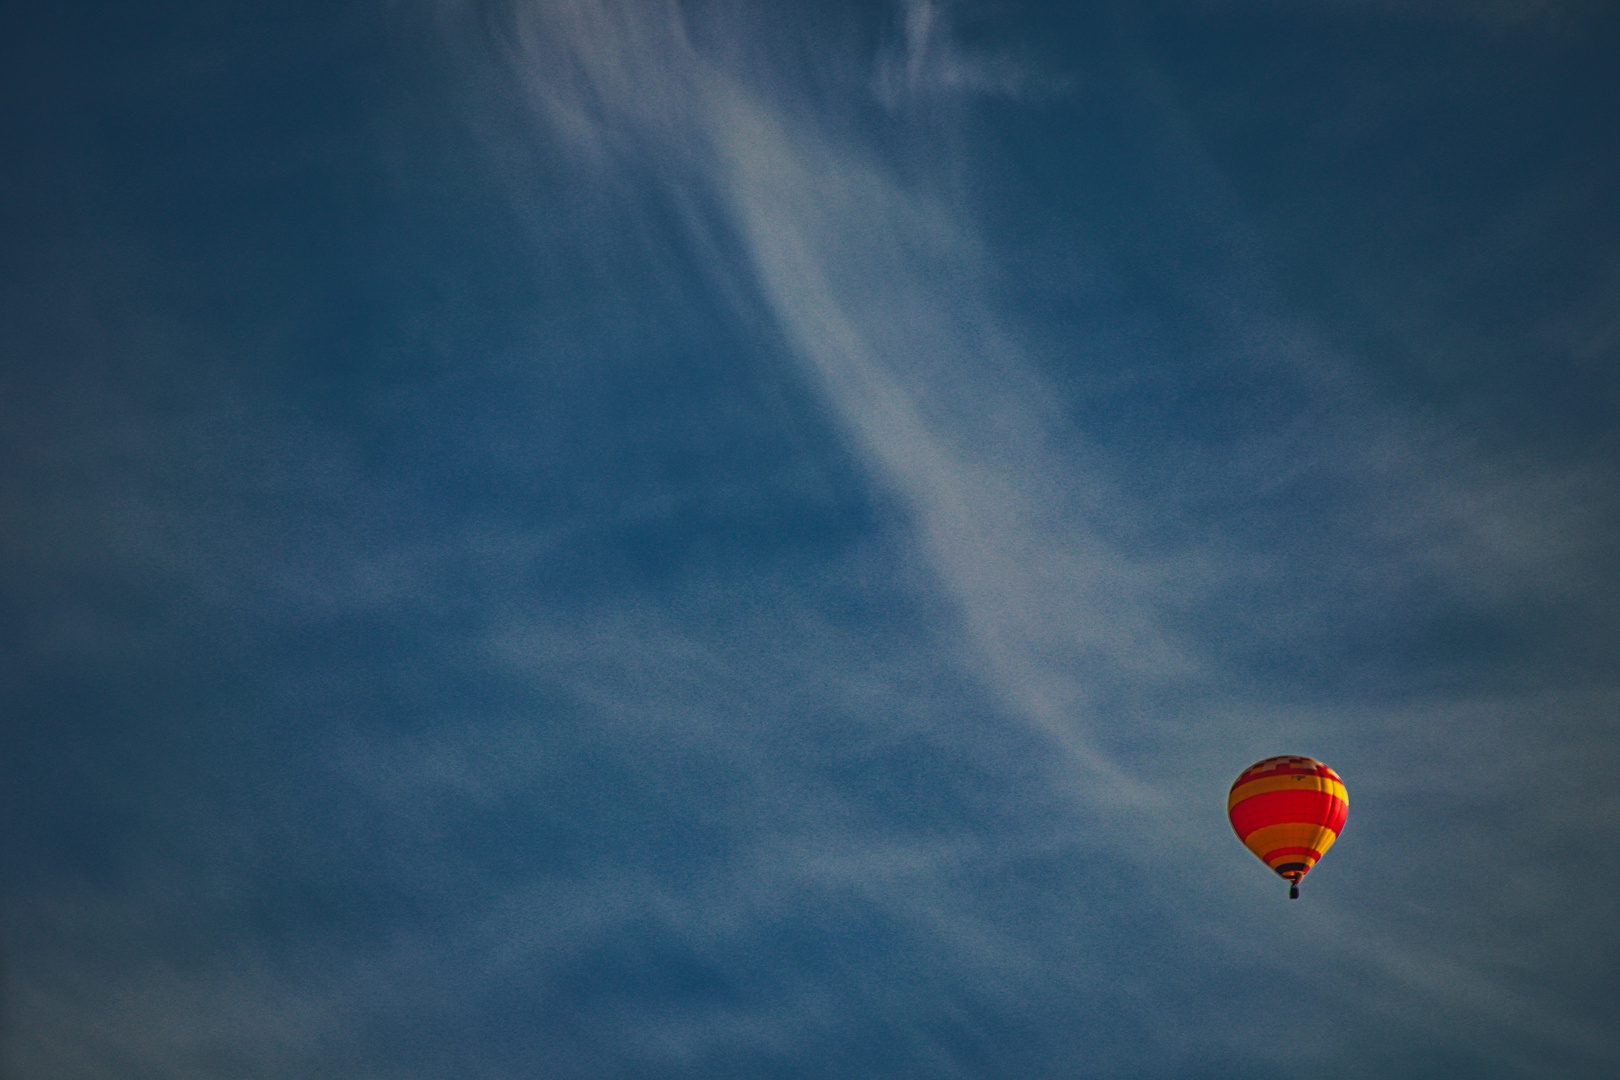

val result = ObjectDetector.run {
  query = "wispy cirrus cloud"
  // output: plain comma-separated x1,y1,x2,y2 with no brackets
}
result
466,1,1620,1068
873,0,1075,106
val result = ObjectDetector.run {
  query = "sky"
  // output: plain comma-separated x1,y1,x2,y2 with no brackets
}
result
2,1,1618,1077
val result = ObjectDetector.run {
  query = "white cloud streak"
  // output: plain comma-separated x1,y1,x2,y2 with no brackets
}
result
469,0,1620,1068
874,0,1075,105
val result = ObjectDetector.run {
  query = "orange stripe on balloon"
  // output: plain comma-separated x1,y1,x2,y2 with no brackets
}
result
1228,774,1348,809
1239,821,1339,865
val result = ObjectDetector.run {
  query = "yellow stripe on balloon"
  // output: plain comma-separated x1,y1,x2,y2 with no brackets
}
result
1238,821,1340,860
1227,774,1348,810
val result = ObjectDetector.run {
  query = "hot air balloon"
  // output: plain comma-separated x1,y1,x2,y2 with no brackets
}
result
1227,756,1347,899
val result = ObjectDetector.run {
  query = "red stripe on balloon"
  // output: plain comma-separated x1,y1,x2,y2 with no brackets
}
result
1228,790,1348,838
1258,846,1324,860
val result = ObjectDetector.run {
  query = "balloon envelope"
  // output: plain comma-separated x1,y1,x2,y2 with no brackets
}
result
1228,756,1347,890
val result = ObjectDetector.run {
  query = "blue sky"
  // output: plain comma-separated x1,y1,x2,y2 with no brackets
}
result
2,1,1618,1076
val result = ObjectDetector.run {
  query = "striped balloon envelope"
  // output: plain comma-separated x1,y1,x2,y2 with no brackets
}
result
1227,756,1348,899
